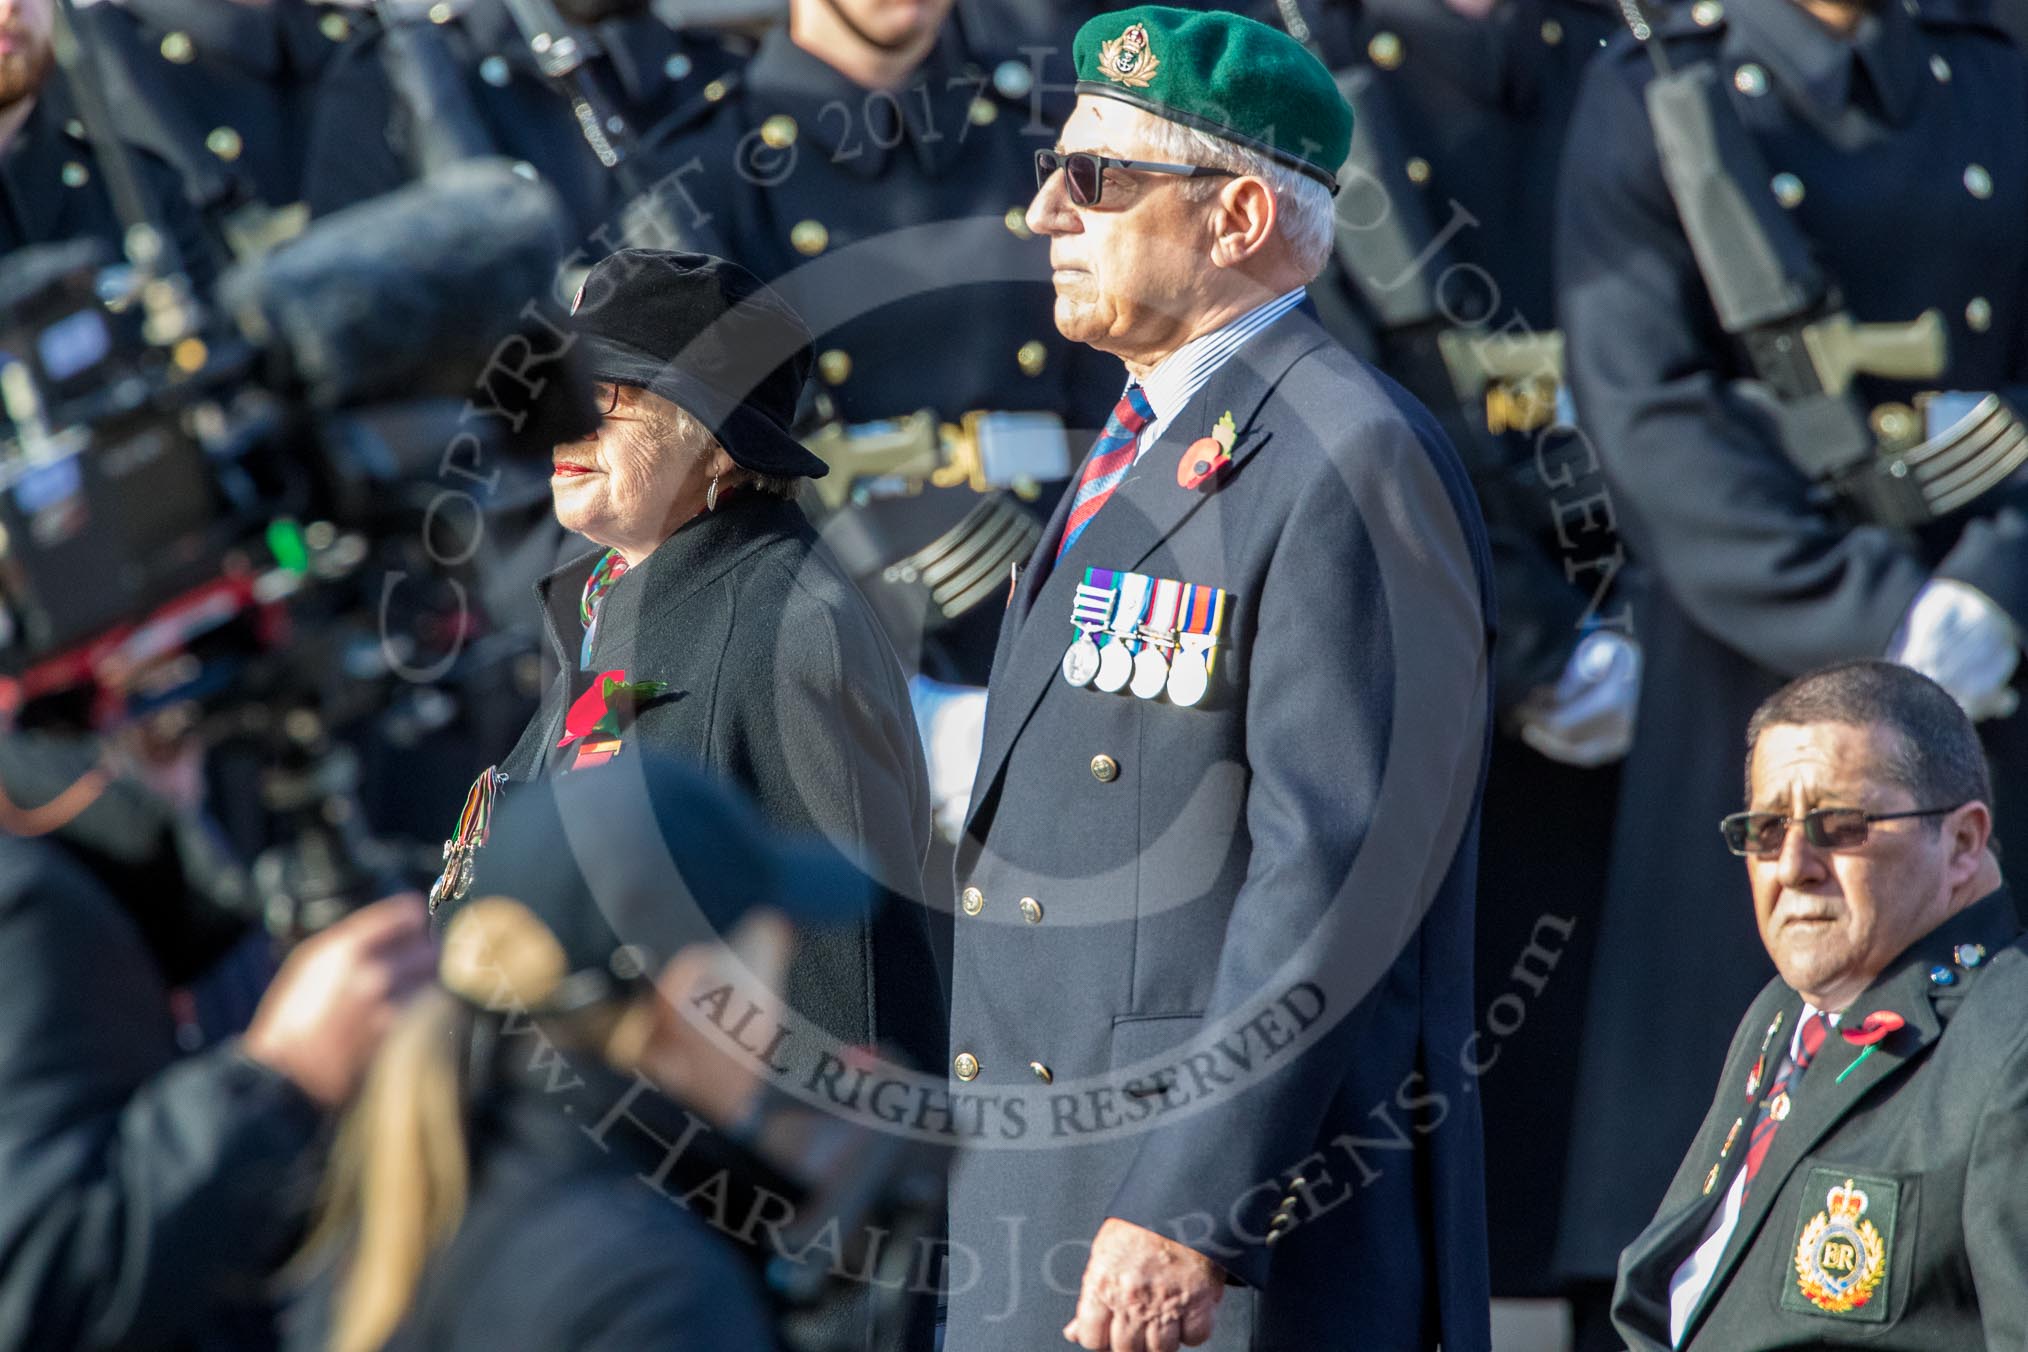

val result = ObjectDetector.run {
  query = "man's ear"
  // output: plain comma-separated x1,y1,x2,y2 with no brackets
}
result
1209,175,1278,268
1943,799,1993,887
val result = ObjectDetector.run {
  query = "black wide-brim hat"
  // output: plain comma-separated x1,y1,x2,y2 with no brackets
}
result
569,249,827,481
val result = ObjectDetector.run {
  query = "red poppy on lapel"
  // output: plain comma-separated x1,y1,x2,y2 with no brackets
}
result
1841,1010,1905,1047
1177,410,1238,491
558,669,670,748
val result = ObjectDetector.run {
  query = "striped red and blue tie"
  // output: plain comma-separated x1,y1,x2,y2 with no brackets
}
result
1740,1011,1830,1196
1055,384,1155,562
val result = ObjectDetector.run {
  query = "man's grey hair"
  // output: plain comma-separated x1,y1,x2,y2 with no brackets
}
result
1137,118,1335,278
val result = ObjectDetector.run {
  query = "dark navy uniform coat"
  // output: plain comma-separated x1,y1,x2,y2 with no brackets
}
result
946,312,1496,1350
1554,0,2028,1279
1614,889,2028,1351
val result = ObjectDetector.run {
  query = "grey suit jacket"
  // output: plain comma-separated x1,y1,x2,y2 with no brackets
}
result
1615,887,2028,1351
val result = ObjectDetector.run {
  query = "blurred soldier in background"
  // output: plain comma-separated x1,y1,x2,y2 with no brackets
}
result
1553,1,2028,1341
297,0,753,234
0,729,434,1352
633,0,1116,840
0,0,217,281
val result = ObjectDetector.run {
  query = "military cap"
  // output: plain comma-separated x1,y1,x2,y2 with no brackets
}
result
1072,5,1352,189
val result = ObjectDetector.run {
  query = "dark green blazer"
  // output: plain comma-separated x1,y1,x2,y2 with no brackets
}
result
1614,887,2028,1350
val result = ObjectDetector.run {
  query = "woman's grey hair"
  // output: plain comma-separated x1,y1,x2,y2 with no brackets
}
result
1136,117,1336,278
667,398,800,499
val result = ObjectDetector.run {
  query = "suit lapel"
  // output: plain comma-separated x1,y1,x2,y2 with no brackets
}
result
962,317,1331,833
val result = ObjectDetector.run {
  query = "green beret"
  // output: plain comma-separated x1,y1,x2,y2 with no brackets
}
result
1072,6,1352,190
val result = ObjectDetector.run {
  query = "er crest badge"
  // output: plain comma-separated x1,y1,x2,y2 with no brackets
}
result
1793,1177,1889,1316
1097,23,1160,88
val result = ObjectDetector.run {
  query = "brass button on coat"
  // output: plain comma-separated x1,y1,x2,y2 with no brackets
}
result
1029,1061,1052,1084
817,349,852,385
760,115,798,149
1016,340,1047,376
954,1052,980,1081
1090,754,1119,782
790,219,829,255
1367,31,1403,69
961,886,984,916
1019,896,1042,924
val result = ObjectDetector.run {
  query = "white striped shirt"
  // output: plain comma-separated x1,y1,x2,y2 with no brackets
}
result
1130,287,1308,463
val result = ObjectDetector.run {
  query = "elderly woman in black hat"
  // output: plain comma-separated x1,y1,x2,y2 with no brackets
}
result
435,249,942,1093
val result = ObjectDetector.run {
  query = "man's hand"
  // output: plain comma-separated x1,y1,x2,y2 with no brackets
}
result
242,892,437,1108
1063,1218,1225,1352
1517,630,1641,767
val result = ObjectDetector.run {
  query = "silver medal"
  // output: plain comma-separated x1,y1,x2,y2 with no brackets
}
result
1094,639,1134,692
1130,645,1170,699
1061,634,1102,687
1166,649,1209,707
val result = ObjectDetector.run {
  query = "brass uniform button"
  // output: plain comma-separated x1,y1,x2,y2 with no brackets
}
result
206,127,244,161
1691,0,1723,26
703,78,729,103
1967,297,1994,333
1405,157,1431,185
969,98,999,127
1734,64,1768,97
817,349,852,385
791,219,829,255
318,12,350,42
1931,54,1952,83
1016,340,1047,376
1029,1060,1053,1084
954,1051,980,1081
1964,164,1994,200
61,160,89,188
1770,173,1805,209
760,114,797,149
1019,896,1043,924
159,30,195,63
1003,207,1032,239
1367,31,1403,70
1090,753,1119,783
427,2,453,23
961,886,984,916
1870,403,1920,448
1540,19,1563,44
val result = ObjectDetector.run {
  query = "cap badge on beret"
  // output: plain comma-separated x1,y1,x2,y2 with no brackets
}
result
1098,23,1160,89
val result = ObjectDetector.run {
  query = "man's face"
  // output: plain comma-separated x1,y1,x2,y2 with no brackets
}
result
818,0,951,51
551,383,715,555
0,0,54,110
1026,98,1219,360
1745,722,1960,1010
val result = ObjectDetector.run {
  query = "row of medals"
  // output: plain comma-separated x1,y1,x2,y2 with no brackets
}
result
1060,574,1222,707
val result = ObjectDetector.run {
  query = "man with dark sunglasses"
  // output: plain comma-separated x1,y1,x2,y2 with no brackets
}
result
1614,659,2028,1351
946,8,1496,1352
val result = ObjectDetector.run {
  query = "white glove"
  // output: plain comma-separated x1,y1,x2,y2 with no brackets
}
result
908,676,989,843
1517,630,1642,768
1887,579,2022,721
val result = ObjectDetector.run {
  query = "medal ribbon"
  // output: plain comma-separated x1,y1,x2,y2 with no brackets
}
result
1073,566,1119,635
451,766,499,853
1142,578,1184,650
1178,584,1228,674
1110,573,1153,652
579,549,629,669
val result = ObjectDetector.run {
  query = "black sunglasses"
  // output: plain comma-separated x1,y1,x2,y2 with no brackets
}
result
1719,804,1966,857
1034,149,1237,207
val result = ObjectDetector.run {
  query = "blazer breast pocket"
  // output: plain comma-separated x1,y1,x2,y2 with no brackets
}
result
1777,1165,1915,1330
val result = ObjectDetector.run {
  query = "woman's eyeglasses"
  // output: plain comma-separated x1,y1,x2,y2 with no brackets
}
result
1719,804,1966,857
1033,149,1236,208
593,382,623,417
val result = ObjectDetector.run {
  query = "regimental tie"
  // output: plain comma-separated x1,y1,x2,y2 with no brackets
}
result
1741,1011,1831,1196
1056,384,1156,561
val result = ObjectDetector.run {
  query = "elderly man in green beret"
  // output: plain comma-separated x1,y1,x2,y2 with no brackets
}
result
945,8,1496,1352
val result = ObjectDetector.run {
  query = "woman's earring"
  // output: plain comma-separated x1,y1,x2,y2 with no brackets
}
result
706,475,720,512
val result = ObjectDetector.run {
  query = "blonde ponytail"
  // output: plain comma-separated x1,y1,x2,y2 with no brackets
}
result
302,897,651,1352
